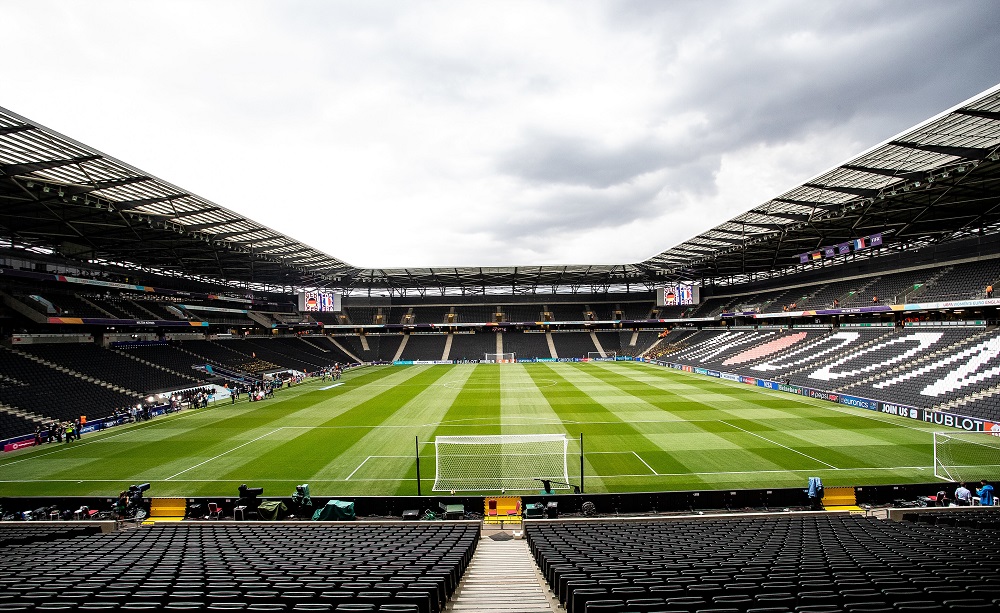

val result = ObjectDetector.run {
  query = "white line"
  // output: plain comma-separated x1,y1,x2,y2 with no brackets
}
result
345,456,372,481
0,409,204,470
0,463,954,485
633,451,658,475
319,383,344,390
719,420,839,469
165,428,284,481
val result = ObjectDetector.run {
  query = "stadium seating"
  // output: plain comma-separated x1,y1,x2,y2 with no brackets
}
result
551,332,599,359
19,343,198,394
528,514,1000,613
399,335,448,361
447,332,494,362
0,522,479,611
502,331,552,361
0,347,140,426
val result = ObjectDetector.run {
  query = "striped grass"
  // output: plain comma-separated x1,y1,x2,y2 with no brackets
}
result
0,362,947,497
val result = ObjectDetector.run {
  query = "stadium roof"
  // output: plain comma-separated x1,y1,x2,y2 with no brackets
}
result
1,83,999,296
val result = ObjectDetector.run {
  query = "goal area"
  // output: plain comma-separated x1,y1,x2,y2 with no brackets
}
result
433,434,569,492
484,352,516,363
933,430,1000,482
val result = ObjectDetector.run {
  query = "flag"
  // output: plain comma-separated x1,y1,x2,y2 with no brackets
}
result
838,242,851,255
870,233,883,247
853,237,867,250
799,254,809,263
811,252,822,260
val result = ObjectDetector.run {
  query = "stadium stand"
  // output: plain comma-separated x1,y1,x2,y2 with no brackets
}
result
447,332,494,362
114,344,217,381
0,346,140,426
502,331,553,360
18,343,199,394
528,514,1000,613
399,334,448,361
0,522,479,611
551,331,599,359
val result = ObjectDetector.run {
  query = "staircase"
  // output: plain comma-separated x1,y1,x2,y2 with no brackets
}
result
448,537,555,613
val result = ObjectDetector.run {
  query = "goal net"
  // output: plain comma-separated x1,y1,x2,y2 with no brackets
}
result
484,352,516,363
433,434,570,492
934,430,1000,482
587,351,616,361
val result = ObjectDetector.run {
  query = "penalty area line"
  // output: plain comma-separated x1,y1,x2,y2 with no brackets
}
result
720,419,838,469
165,428,284,481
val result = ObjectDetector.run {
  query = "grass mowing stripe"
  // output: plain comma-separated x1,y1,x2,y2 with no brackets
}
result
532,363,699,492
212,366,454,496
587,362,864,473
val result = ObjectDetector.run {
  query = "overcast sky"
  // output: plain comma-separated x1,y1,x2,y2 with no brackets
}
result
2,1,999,269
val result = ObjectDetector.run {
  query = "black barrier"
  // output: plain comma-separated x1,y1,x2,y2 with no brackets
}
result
0,482,958,521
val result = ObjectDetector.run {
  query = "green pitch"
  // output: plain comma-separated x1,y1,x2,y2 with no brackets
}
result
0,362,946,498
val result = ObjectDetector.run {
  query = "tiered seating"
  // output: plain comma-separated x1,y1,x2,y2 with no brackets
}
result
411,306,451,324
624,303,653,320
808,328,971,390
551,332,598,359
455,304,493,323
842,270,928,307
0,524,103,546
918,259,1000,302
503,332,552,360
528,515,1000,613
399,334,448,361
548,304,587,322
19,343,195,394
329,335,367,360
447,333,493,362
115,344,215,380
368,335,405,362
0,522,478,611
747,329,893,387
0,411,38,441
594,331,623,356
860,328,1000,416
179,340,256,370
668,330,779,366
87,296,140,319
901,508,1000,529
501,304,541,323
0,347,139,424
132,300,190,321
240,338,327,372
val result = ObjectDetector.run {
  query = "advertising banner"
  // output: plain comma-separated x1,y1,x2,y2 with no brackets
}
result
706,370,721,378
838,394,878,411
721,372,741,382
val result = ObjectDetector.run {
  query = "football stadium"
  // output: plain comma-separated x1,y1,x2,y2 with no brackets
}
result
4,6,1000,612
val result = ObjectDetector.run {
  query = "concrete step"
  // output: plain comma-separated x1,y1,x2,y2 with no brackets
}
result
447,537,557,613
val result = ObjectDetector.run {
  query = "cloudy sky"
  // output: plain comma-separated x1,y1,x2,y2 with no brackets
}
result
2,1,999,269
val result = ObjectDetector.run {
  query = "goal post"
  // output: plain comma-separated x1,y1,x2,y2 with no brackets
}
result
587,351,616,361
433,434,570,492
933,430,1000,482
484,352,516,363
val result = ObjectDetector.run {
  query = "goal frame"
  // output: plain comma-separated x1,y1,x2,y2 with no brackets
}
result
484,352,516,363
933,430,1000,482
432,433,570,492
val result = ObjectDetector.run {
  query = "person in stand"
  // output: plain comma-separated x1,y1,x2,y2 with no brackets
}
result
955,482,972,506
832,298,840,308
987,284,993,298
977,480,995,505
872,295,879,304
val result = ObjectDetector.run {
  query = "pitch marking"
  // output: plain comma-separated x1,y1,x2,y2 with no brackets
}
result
719,420,838,469
165,428,284,481
319,383,344,390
